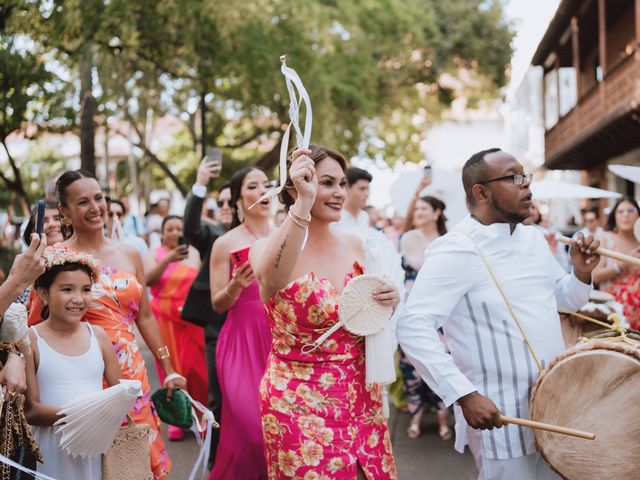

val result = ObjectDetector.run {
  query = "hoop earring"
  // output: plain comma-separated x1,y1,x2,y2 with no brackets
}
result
61,215,72,226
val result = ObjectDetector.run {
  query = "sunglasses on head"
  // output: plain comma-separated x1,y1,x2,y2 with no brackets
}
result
216,199,231,208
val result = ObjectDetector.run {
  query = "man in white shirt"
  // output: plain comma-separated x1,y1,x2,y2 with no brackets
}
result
334,167,371,230
397,148,600,480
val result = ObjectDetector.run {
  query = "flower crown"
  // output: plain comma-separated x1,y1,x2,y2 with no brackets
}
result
41,245,103,281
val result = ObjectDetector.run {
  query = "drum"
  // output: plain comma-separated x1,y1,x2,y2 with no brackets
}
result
530,332,640,479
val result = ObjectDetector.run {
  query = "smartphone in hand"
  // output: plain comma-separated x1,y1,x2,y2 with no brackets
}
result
178,236,189,247
230,246,250,269
35,200,45,237
206,147,222,167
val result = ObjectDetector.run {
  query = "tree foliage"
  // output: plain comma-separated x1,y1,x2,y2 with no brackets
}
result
2,0,514,205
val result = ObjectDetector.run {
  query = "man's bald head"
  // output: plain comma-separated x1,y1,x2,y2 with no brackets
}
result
462,148,502,205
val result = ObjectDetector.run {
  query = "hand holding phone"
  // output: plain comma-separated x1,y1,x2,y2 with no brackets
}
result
230,246,250,269
35,200,45,237
206,147,222,167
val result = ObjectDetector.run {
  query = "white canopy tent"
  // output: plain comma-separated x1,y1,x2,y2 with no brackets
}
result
608,164,640,184
531,179,622,200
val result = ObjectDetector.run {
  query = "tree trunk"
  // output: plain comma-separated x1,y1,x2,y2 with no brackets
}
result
200,90,207,158
79,43,96,174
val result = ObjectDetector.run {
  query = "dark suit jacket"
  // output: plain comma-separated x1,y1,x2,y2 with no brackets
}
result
180,192,227,329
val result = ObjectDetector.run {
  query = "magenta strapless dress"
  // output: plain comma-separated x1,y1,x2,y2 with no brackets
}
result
209,277,272,480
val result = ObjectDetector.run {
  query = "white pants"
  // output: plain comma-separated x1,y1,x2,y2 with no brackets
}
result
467,427,560,480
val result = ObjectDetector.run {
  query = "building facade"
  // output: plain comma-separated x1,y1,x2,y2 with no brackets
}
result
531,0,640,191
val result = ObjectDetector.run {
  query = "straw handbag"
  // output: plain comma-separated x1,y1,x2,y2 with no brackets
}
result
103,415,152,480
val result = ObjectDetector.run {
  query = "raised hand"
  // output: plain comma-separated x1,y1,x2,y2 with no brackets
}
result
289,148,317,208
196,156,222,186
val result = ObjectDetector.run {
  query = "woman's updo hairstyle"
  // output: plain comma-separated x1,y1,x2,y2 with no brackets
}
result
55,169,99,238
229,166,265,229
278,144,348,212
418,195,448,236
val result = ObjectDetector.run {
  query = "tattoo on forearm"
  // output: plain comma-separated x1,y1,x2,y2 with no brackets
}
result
274,238,288,269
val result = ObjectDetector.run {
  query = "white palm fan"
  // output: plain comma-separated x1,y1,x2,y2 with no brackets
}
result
1,302,29,344
633,218,640,243
54,379,142,458
301,274,392,354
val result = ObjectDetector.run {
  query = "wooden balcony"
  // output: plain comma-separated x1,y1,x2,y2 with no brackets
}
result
544,53,640,169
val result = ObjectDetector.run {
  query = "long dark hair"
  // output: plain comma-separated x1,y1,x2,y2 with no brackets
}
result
606,196,640,232
229,166,263,229
418,195,447,236
34,262,94,320
55,169,99,238
23,199,59,246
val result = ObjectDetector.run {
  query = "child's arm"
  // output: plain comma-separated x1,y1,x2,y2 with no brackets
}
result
24,329,63,426
94,326,122,387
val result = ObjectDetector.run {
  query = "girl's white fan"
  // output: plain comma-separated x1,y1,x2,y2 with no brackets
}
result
54,379,142,458
302,274,392,353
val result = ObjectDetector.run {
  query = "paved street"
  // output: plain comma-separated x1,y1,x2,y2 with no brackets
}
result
143,345,477,479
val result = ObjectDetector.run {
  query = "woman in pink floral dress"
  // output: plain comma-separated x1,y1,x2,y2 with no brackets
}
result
252,145,400,479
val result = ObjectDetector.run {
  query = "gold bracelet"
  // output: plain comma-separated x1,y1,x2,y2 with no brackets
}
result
289,208,311,224
288,210,310,229
157,346,171,360
223,286,239,300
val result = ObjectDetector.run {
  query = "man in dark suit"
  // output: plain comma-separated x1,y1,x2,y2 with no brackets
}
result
180,157,232,467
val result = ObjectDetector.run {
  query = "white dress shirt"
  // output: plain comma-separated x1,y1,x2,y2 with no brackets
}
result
397,215,591,460
334,209,370,231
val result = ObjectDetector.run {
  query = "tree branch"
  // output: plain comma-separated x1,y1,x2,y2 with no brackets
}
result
113,124,187,197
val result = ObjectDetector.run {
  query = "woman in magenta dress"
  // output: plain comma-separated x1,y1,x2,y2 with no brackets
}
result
208,166,273,479
252,145,400,479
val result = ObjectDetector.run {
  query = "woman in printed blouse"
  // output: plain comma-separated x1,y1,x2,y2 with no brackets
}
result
251,145,400,479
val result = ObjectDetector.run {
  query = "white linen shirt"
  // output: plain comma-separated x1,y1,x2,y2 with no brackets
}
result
334,209,370,231
397,215,592,460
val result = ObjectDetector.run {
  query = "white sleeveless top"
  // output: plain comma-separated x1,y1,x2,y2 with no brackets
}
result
32,323,105,479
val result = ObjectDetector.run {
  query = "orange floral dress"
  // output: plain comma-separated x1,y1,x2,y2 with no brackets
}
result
260,263,397,480
29,247,172,478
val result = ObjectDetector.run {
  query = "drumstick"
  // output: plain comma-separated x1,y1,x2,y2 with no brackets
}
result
501,415,595,440
557,236,640,268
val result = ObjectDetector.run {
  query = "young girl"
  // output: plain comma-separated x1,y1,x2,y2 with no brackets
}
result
24,248,122,480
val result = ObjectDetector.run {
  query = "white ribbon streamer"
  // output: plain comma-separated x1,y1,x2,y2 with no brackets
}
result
0,453,59,480
249,55,313,210
179,389,218,480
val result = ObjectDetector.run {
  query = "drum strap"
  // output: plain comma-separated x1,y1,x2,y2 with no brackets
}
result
457,232,544,374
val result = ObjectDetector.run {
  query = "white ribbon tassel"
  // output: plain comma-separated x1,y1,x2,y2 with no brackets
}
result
0,453,59,479
249,55,313,211
180,389,219,480
364,237,406,417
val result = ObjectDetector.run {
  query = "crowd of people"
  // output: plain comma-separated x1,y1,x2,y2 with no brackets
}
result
0,144,635,480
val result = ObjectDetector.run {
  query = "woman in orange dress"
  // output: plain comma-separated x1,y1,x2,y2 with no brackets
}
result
252,145,400,479
28,170,186,478
145,215,208,441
